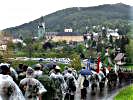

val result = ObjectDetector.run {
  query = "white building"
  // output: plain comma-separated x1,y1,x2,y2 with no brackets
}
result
12,39,26,46
64,28,73,32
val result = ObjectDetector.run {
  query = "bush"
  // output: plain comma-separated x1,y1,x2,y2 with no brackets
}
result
70,53,81,70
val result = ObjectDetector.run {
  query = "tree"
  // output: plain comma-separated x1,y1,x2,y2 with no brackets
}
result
16,42,23,51
76,44,85,53
42,42,53,50
126,39,133,63
32,42,42,51
3,39,14,60
70,53,81,70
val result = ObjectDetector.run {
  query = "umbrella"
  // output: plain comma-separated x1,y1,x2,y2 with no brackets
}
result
44,63,56,69
80,69,91,75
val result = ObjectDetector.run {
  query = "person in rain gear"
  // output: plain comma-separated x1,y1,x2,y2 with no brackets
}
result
37,73,56,100
0,63,25,100
34,64,43,78
49,64,57,75
71,68,78,80
64,68,77,100
90,74,99,92
82,75,89,99
19,67,47,100
62,66,68,75
98,70,106,92
64,68,76,81
50,65,66,100
6,61,18,83
10,66,19,83
78,67,90,99
16,63,23,74
107,69,117,89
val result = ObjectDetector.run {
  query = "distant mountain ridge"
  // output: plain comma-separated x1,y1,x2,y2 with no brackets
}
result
3,3,133,38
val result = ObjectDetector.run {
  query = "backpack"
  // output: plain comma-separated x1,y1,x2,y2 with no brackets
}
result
54,78,62,90
67,77,76,92
83,78,89,88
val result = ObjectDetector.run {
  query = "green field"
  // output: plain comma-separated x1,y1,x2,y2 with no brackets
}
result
114,85,133,100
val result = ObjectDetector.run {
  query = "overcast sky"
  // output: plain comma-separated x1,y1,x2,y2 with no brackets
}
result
0,0,133,30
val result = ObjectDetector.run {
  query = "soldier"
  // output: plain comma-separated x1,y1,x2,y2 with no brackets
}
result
16,63,23,75
64,68,76,100
62,66,68,75
34,64,43,78
50,65,66,100
0,63,25,100
19,67,47,100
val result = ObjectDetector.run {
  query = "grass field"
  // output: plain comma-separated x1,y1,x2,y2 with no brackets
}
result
114,84,133,100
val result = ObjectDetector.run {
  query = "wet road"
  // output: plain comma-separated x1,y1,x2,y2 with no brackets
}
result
75,80,133,100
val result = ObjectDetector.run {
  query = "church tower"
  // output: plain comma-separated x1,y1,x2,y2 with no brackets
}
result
38,16,45,39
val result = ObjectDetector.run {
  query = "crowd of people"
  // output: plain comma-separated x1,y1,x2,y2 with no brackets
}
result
0,62,133,100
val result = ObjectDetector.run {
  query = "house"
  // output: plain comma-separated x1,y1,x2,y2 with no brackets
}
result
114,53,126,66
12,38,26,46
52,32,83,43
0,36,12,45
45,32,58,40
0,36,12,52
45,28,84,43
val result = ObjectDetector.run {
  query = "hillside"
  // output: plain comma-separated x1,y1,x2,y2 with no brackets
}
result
2,3,133,38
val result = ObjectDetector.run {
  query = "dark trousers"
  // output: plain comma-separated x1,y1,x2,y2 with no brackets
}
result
65,93,74,100
81,88,87,99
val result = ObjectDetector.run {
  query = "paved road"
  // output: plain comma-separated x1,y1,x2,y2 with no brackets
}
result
75,80,133,100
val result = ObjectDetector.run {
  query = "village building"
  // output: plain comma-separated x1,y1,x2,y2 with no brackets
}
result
52,32,83,43
0,36,12,51
45,28,84,43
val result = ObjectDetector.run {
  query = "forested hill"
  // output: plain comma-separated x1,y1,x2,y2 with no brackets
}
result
3,3,133,38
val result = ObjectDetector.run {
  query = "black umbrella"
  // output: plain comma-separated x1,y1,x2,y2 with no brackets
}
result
44,63,56,69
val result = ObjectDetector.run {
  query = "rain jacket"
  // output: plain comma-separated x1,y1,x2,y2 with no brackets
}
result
0,74,25,100
20,77,47,100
